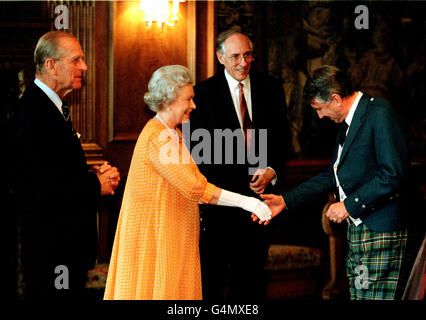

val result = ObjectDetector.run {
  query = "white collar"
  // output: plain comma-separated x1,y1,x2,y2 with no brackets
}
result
224,69,250,91
34,78,63,111
345,91,363,127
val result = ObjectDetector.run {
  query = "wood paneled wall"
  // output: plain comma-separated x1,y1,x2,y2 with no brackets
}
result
101,1,197,176
196,0,216,82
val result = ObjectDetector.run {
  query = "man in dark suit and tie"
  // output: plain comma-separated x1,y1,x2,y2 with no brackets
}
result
260,65,414,300
189,29,291,300
8,31,120,299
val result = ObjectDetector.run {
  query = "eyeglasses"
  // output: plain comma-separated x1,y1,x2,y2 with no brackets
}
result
224,52,254,63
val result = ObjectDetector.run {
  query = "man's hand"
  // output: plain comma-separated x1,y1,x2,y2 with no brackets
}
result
92,161,112,175
249,168,276,194
325,201,349,223
92,161,121,195
251,193,286,225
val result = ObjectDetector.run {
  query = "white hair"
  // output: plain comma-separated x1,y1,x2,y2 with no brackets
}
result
144,65,193,112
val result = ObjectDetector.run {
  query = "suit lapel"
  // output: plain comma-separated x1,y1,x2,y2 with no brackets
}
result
339,93,370,165
26,83,88,170
31,83,82,148
249,74,259,125
30,83,67,126
217,71,242,130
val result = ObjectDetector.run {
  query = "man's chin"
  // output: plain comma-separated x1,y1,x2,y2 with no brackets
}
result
237,71,249,81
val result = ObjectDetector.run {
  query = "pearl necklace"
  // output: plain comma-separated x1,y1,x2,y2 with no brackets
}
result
155,114,180,140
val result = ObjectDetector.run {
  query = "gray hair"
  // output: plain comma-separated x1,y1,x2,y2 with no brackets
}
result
216,29,253,55
303,65,354,103
34,31,76,74
144,65,193,112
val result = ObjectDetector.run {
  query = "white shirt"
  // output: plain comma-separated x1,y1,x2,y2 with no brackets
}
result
223,69,277,185
224,69,252,129
34,78,66,117
333,91,363,226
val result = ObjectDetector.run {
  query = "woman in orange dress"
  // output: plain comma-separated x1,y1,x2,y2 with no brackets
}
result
104,65,271,300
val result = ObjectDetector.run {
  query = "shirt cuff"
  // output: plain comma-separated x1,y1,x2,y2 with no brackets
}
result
267,166,277,185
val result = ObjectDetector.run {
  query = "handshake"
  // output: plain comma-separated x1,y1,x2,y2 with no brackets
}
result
250,194,286,226
217,189,285,225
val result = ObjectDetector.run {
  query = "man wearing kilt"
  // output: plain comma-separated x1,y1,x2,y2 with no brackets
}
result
260,65,417,300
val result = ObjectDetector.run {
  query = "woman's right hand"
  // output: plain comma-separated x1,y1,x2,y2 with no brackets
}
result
251,194,286,225
214,188,272,222
253,200,273,222
240,196,272,222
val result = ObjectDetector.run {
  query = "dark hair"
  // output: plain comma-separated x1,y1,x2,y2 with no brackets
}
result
303,65,354,103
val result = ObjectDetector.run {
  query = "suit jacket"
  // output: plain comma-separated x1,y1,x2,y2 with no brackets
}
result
283,93,410,232
8,83,100,279
190,70,291,200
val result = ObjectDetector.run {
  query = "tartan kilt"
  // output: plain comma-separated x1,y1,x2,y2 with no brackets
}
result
346,223,408,300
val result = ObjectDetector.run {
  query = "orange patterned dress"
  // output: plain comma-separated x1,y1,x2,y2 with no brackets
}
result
104,118,215,300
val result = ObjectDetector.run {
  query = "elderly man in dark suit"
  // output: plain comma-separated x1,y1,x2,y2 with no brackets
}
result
260,65,413,300
8,31,120,299
189,29,291,300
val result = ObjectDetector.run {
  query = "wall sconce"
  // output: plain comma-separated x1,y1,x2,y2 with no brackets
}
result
139,0,184,28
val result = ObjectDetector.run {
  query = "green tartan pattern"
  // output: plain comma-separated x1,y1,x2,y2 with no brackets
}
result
346,224,408,300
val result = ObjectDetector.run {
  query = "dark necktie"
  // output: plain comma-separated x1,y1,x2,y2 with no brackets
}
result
62,103,75,135
338,121,349,146
62,103,71,122
334,121,349,202
238,83,253,151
